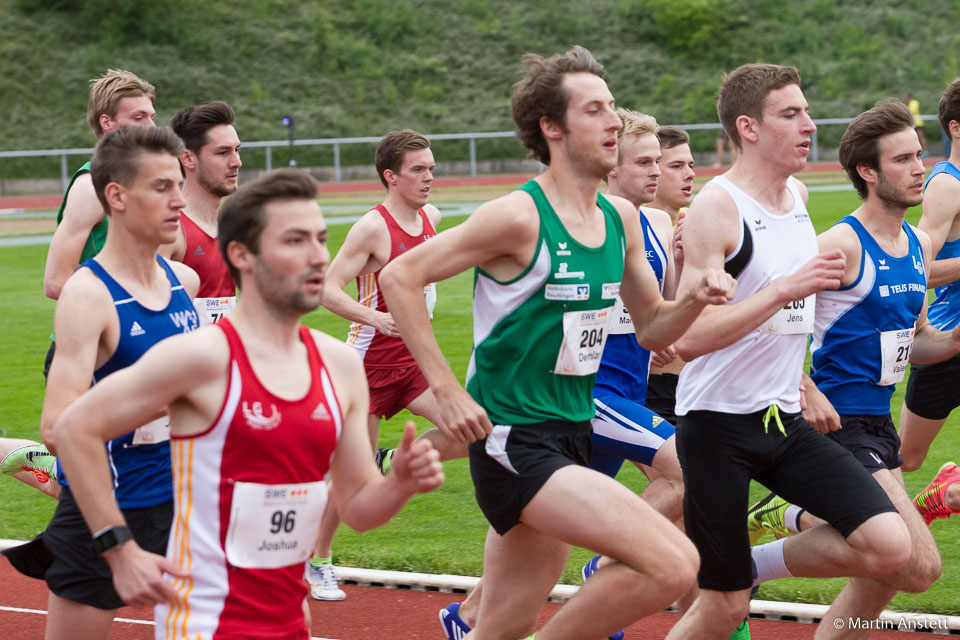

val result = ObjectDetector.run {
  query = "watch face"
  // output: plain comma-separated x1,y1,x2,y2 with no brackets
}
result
94,525,132,554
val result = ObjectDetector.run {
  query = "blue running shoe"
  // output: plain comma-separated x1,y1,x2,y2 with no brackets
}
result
581,555,625,640
439,602,471,640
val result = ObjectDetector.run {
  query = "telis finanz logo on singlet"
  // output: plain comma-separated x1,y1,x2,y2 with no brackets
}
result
242,401,281,430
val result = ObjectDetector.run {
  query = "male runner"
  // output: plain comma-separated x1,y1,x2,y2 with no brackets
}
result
43,69,157,301
306,129,461,601
162,101,241,325
439,109,691,640
382,46,735,640
746,99,946,638
899,79,960,474
1,69,156,492
2,126,200,640
53,168,444,639
664,64,911,640
646,126,696,425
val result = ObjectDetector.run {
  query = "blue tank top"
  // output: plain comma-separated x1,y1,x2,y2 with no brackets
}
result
925,161,960,330
58,256,200,508
593,210,667,402
810,216,926,414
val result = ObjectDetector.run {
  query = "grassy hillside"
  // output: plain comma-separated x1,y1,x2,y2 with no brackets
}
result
1,0,959,175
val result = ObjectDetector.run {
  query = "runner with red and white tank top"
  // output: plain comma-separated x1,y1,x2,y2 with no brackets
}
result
347,203,437,369
309,130,465,602
163,101,242,325
157,318,340,639
52,169,444,639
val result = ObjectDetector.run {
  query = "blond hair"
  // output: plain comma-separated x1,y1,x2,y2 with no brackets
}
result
86,69,156,137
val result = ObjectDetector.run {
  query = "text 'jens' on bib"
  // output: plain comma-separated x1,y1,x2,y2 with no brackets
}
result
878,327,914,385
225,480,327,569
554,308,610,376
763,294,815,335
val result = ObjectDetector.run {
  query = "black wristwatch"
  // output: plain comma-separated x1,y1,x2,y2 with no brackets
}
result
92,525,134,555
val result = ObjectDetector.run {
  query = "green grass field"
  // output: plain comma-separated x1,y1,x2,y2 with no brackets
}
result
1,185,958,614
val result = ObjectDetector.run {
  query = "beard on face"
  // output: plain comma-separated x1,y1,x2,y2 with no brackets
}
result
198,164,237,199
876,170,922,209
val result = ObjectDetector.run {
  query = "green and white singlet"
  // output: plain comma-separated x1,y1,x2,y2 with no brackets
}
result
56,161,107,262
466,180,626,426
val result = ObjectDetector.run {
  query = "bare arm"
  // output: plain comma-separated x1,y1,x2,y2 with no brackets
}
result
321,213,399,336
169,261,200,299
321,333,443,531
800,371,841,434
380,192,538,443
40,272,114,453
917,174,960,288
53,330,227,606
911,228,960,363
616,196,735,353
43,175,105,300
673,184,845,361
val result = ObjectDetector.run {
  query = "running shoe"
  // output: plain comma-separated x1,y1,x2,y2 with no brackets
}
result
373,447,394,475
439,602,471,640
0,444,56,484
581,555,625,640
746,493,792,544
913,461,960,525
305,563,346,601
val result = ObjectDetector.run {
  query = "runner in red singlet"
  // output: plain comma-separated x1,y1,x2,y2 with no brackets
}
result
162,101,241,325
306,129,465,600
53,169,444,639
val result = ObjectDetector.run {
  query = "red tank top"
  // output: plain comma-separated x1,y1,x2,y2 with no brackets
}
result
160,318,341,639
347,205,437,368
180,211,236,298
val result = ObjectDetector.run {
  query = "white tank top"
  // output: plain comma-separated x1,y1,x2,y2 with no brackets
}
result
676,175,818,415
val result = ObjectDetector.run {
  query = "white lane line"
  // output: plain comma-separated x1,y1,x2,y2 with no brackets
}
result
0,605,338,639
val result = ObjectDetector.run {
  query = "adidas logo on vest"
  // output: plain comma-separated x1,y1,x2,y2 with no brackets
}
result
129,321,146,337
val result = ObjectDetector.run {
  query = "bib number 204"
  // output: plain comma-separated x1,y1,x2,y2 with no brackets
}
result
580,328,604,348
270,510,296,534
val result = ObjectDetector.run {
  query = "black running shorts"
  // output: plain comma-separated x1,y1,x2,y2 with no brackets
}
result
645,373,679,426
469,420,592,536
3,485,173,610
827,414,903,472
676,409,896,592
904,354,960,420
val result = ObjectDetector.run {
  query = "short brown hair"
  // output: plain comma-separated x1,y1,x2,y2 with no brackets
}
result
839,98,915,200
657,126,690,150
939,79,960,140
170,101,236,154
218,169,319,286
717,64,801,148
86,70,156,137
374,129,430,188
91,126,184,214
511,46,605,165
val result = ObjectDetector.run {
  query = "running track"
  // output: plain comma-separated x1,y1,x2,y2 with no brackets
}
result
0,162,950,638
0,561,944,639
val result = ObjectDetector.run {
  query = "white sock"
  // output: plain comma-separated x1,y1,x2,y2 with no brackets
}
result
751,538,792,586
784,505,804,533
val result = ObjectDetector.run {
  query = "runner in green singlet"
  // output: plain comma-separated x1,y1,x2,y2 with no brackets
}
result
381,45,735,640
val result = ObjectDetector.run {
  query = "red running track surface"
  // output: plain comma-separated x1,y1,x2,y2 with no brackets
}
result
0,561,936,639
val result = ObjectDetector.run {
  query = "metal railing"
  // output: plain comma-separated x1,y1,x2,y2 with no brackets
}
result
0,116,942,194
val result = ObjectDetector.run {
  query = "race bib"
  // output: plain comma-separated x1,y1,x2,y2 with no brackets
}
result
762,294,815,335
878,327,914,385
424,283,437,320
554,308,610,376
131,416,170,446
225,480,328,569
607,296,635,335
194,296,237,326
